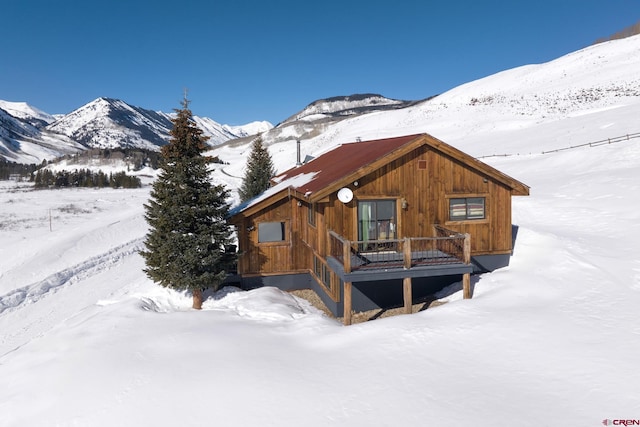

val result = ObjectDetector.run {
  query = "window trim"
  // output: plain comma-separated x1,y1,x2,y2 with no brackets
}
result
257,220,289,245
446,195,488,222
307,202,316,227
357,198,397,241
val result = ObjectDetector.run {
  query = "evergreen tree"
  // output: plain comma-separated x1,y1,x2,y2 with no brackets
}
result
141,97,236,309
238,135,275,202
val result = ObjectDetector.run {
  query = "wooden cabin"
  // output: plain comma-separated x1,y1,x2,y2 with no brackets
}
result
228,133,529,324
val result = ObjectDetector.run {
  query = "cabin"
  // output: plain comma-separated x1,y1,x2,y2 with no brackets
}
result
228,133,529,324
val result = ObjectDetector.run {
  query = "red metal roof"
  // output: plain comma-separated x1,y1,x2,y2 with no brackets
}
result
274,134,422,196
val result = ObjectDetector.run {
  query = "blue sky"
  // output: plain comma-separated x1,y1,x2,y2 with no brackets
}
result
2,0,639,125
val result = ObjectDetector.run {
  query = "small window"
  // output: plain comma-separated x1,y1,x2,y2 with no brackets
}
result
258,222,286,242
307,203,316,226
313,255,332,289
449,197,485,220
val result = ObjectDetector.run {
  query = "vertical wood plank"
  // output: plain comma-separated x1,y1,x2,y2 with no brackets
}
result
403,277,412,314
343,281,352,325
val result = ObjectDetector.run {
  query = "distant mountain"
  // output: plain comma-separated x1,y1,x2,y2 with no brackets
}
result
219,94,424,150
0,94,419,165
282,93,419,123
0,100,55,129
0,106,83,164
192,116,272,144
0,97,273,164
47,98,174,151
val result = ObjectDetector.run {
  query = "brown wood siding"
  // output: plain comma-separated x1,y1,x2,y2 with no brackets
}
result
236,142,518,277
311,145,513,257
238,197,293,275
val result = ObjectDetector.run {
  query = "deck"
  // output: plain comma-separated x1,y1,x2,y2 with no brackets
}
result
327,227,474,325
327,227,472,282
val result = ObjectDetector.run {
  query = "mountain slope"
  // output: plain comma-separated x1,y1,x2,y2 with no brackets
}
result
46,97,174,150
0,107,83,163
218,94,422,151
0,100,56,128
210,35,640,194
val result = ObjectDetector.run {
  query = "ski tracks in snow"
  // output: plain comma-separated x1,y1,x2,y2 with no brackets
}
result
0,237,145,358
0,237,144,316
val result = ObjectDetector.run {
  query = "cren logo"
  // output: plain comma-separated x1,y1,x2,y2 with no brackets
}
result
604,420,640,426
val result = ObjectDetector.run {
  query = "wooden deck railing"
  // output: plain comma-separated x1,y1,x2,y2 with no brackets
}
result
328,227,470,274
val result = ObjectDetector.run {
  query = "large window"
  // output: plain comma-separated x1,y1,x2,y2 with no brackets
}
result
449,197,485,220
258,221,286,242
358,200,396,241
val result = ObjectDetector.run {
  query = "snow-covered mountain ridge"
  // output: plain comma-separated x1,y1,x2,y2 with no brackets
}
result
47,98,174,151
0,97,273,165
0,100,56,128
283,93,418,122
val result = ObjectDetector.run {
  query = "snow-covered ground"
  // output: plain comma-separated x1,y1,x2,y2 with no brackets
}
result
1,36,640,426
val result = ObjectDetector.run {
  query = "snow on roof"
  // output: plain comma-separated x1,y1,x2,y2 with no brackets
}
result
228,171,318,217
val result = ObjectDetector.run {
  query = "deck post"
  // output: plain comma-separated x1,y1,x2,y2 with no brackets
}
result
403,277,412,314
403,237,411,269
463,273,471,299
343,281,352,325
463,233,472,299
343,239,351,273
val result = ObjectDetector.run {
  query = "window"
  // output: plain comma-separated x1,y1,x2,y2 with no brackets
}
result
258,221,286,242
313,255,332,289
449,197,485,220
307,202,316,226
358,200,396,241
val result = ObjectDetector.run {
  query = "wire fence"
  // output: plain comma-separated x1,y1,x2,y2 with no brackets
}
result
476,132,640,159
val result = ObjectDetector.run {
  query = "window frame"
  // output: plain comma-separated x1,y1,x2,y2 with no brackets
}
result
447,196,487,222
257,220,288,244
307,202,316,227
357,198,397,241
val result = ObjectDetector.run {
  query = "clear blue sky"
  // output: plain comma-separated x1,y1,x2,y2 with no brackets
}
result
2,0,639,125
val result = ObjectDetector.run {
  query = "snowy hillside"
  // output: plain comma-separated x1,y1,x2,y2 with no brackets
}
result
219,94,419,152
0,107,84,164
283,93,416,122
0,100,55,128
1,36,640,427
211,35,640,180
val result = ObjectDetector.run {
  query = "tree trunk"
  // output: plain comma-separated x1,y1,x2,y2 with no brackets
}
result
192,289,203,310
